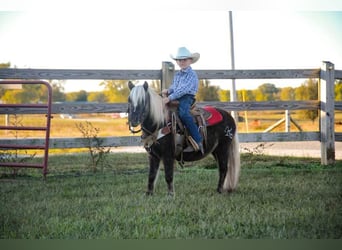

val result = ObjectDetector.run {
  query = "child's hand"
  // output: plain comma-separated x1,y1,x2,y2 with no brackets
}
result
162,89,168,97
163,97,170,104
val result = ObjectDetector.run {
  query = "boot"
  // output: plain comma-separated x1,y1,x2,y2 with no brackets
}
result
198,142,204,155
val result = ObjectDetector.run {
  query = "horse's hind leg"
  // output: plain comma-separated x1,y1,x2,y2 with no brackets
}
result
146,154,160,195
212,149,228,193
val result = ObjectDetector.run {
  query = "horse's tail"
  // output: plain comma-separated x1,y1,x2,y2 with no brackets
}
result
223,130,240,192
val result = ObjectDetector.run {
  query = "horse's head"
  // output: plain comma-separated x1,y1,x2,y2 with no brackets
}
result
127,81,166,134
127,81,149,132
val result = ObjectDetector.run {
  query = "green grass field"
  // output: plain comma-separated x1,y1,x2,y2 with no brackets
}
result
0,153,341,239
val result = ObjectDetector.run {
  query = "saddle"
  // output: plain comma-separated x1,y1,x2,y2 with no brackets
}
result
167,100,223,126
141,100,223,163
166,100,223,159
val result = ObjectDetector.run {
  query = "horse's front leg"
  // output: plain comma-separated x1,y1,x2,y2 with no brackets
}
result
146,153,160,195
163,157,175,196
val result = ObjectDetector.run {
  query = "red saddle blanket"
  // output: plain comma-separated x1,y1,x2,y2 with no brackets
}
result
202,106,223,126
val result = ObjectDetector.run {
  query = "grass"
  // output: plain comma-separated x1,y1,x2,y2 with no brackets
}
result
0,153,341,239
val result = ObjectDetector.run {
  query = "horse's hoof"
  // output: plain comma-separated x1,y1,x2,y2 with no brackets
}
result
146,191,153,196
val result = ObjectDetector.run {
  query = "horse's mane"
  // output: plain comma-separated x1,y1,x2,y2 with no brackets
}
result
130,85,166,125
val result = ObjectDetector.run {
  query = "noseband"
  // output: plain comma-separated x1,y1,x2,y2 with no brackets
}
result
129,125,142,134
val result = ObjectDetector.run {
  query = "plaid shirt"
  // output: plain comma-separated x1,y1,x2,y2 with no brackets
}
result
168,66,199,101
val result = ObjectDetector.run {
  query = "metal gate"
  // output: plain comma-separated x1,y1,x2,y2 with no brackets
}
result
0,80,52,177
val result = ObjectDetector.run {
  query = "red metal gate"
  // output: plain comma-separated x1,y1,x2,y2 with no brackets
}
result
0,80,52,177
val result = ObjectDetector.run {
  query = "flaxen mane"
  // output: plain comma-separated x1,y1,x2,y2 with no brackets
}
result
129,85,166,125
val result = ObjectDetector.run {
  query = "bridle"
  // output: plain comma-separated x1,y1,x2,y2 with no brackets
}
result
129,124,142,134
128,92,150,134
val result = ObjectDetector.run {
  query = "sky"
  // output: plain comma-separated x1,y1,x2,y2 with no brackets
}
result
1,0,342,92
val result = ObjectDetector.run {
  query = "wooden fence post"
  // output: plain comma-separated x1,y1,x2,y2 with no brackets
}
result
161,61,174,92
320,61,335,165
285,110,290,132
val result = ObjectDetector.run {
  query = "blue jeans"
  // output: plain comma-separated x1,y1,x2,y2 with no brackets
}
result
178,95,202,144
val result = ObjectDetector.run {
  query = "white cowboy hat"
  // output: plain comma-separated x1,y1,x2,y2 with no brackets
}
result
170,47,200,64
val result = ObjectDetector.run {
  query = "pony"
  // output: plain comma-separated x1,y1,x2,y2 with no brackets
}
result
127,81,240,195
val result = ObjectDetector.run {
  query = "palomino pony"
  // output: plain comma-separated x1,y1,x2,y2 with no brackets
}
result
128,81,240,195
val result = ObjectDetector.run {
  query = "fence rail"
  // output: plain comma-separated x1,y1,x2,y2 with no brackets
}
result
0,100,324,115
0,68,323,80
1,61,341,165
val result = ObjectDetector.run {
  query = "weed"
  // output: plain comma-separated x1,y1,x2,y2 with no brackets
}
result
241,142,273,165
242,142,274,156
0,115,36,177
75,121,111,173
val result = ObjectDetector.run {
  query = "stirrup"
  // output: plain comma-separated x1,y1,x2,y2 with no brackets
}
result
183,145,196,152
187,136,200,151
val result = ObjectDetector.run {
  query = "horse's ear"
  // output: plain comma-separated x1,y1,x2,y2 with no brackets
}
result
128,81,135,90
143,81,148,91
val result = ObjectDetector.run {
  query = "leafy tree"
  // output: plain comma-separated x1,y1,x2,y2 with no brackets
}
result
66,90,88,102
1,89,21,104
335,80,342,101
50,80,66,102
100,80,130,102
196,80,219,101
0,62,65,103
254,83,279,101
245,89,255,101
218,89,230,102
295,79,318,101
2,83,42,104
279,87,295,100
0,62,10,68
295,79,318,122
87,92,107,103
0,62,11,98
237,89,255,101
35,80,66,102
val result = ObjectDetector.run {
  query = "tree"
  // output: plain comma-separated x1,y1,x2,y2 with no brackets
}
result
279,87,295,100
237,89,255,101
196,80,219,101
295,79,318,122
218,89,230,102
0,62,10,68
254,83,279,101
100,80,130,102
1,89,21,104
335,80,342,101
36,80,66,102
87,92,107,103
50,80,66,102
66,90,88,102
0,62,11,98
295,79,318,101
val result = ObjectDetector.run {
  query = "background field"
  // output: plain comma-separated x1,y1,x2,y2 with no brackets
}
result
0,153,341,239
